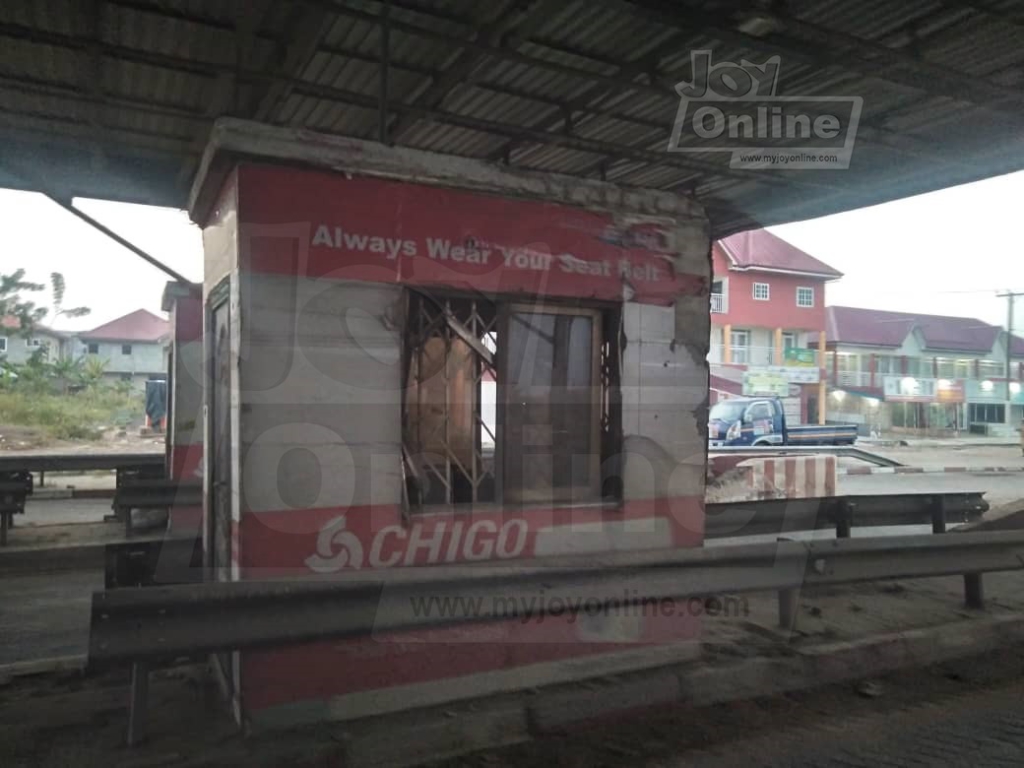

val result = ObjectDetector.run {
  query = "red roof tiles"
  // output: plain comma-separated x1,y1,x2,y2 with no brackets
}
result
827,306,1024,356
80,309,169,343
718,229,843,279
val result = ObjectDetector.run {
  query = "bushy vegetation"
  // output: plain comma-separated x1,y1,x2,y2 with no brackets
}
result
0,356,144,441
0,267,135,441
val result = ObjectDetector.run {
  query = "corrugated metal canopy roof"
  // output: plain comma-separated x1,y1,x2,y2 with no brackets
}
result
1,0,1023,236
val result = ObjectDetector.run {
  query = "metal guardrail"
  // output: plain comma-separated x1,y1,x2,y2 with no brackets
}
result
0,452,164,473
91,528,1023,666
706,493,985,540
56,492,980,596
708,445,905,468
91,511,1016,744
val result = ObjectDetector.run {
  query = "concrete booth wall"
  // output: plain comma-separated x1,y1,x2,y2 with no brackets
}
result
190,122,711,729
162,282,204,536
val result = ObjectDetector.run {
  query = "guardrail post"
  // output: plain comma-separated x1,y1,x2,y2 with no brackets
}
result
835,499,853,539
778,588,799,633
127,661,150,746
931,497,946,534
964,573,984,609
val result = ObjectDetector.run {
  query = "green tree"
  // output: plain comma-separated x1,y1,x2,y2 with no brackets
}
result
48,272,91,323
50,355,85,395
0,269,46,335
82,357,108,388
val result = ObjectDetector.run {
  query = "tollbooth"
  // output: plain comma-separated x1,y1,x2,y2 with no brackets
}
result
189,120,711,727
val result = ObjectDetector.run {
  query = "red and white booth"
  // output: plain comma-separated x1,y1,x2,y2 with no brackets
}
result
189,120,711,728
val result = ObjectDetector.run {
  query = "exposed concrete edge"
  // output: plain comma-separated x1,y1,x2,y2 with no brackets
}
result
0,533,182,576
337,613,1024,768
0,655,86,685
0,542,107,575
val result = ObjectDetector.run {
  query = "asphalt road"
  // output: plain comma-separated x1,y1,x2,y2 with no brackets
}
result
0,569,100,665
840,471,1023,507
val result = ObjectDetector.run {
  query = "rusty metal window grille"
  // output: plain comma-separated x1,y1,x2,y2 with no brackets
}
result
404,293,498,507
403,291,621,511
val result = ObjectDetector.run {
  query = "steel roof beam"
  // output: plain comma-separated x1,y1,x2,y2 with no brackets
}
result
175,0,275,190
608,0,1024,119
386,0,562,144
0,22,837,192
249,3,335,122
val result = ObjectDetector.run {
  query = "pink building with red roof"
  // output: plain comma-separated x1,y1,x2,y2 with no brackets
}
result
710,229,843,424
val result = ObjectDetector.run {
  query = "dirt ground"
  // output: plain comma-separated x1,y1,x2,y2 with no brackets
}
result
0,424,164,454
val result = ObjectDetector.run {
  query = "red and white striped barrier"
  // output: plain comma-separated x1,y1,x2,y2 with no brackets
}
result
707,455,838,502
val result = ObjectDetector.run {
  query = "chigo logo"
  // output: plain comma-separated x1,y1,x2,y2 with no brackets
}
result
305,515,529,572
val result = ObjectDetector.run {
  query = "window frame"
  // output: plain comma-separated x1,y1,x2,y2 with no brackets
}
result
730,328,751,364
497,302,603,506
86,343,99,355
752,282,770,301
747,401,773,421
796,286,815,308
402,291,615,513
0,336,6,353
121,343,133,355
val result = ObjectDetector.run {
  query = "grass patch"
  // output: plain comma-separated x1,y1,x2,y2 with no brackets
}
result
0,389,145,441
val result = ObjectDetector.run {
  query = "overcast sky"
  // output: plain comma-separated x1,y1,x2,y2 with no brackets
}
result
0,169,1021,333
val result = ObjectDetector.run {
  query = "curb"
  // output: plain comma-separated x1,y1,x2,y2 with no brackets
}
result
0,655,86,685
31,488,115,500
841,466,1024,476
0,533,180,576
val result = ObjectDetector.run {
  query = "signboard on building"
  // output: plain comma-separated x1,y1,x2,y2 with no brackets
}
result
743,370,789,397
935,381,965,404
761,365,820,384
784,348,817,367
965,380,1024,404
883,376,939,403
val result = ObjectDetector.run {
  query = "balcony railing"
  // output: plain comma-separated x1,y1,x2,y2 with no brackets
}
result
708,345,821,367
710,293,726,313
833,371,873,388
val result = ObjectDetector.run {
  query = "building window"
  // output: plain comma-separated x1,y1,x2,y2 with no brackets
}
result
969,403,1005,424
121,344,133,355
796,287,814,308
27,338,41,347
0,337,6,353
403,293,619,510
753,282,770,301
711,280,726,313
120,373,133,382
87,343,99,354
730,329,751,364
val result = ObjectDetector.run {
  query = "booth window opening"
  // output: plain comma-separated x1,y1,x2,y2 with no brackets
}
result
402,291,621,512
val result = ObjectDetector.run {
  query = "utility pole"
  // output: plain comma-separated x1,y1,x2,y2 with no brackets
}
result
997,291,1023,428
